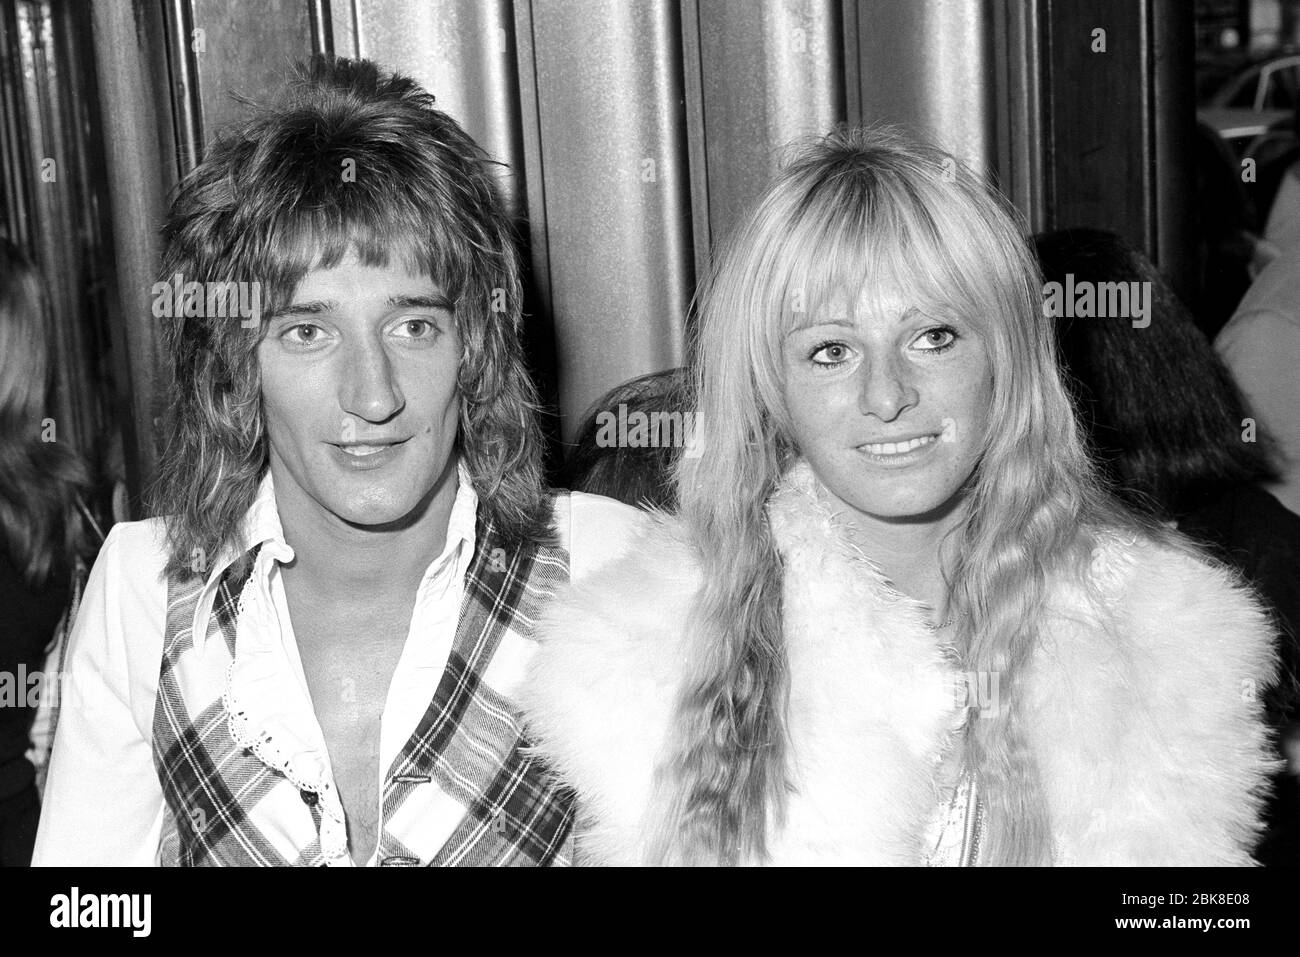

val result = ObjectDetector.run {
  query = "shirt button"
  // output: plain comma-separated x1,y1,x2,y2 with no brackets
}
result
392,774,431,785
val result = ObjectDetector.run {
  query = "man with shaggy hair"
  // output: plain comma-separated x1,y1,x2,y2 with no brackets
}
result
33,56,642,866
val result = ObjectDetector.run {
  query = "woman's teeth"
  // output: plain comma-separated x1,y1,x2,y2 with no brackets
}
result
862,434,937,455
341,445,388,456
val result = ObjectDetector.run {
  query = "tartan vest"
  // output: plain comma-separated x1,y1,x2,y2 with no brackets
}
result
151,496,574,866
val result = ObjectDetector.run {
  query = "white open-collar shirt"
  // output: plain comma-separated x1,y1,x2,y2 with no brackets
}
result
32,461,645,865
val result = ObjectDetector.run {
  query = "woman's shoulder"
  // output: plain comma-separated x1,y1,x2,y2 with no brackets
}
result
1092,526,1267,609
1067,526,1276,684
1033,526,1280,864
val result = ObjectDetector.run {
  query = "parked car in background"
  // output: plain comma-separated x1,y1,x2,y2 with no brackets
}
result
1199,52,1300,151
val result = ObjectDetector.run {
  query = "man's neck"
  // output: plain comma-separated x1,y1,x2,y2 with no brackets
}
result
270,458,461,601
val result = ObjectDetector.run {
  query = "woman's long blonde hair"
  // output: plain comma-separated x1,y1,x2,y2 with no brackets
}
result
655,126,1148,865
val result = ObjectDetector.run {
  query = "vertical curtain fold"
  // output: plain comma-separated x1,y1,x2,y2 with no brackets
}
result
0,0,1194,500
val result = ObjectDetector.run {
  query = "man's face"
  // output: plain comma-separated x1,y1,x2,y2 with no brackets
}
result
257,252,462,528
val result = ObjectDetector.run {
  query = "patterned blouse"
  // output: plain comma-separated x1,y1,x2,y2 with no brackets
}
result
923,710,985,866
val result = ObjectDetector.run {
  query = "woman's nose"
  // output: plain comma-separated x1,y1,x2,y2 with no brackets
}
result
857,354,919,421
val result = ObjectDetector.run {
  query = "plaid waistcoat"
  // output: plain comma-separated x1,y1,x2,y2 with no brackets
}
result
151,496,575,866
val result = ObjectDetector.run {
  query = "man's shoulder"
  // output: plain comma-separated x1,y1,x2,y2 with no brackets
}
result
61,516,172,719
554,490,665,582
97,517,172,584
106,514,169,547
530,504,701,668
519,509,701,863
564,488,647,522
76,518,175,639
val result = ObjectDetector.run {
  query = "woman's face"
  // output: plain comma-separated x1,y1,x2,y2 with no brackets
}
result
779,283,994,525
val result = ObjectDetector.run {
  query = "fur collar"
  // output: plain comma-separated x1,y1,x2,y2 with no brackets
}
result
522,464,1279,865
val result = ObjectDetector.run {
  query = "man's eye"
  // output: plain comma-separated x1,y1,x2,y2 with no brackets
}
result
810,341,851,365
283,323,324,343
393,318,439,339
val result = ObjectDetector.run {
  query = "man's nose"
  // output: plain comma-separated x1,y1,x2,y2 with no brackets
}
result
857,353,919,421
340,336,405,423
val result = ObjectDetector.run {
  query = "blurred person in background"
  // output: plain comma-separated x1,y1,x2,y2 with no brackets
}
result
1214,234,1300,521
1256,97,1300,253
1193,122,1265,340
563,368,688,512
0,238,93,866
521,129,1280,866
1036,227,1300,865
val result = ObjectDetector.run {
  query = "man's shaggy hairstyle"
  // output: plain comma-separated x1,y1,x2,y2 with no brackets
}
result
150,55,552,577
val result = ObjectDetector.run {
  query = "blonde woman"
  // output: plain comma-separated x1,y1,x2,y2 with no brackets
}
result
522,128,1280,866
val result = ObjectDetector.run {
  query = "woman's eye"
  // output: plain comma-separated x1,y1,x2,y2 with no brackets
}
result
810,342,851,365
915,327,957,351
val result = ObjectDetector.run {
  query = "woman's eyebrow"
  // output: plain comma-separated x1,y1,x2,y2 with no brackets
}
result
905,304,957,321
786,316,856,335
784,303,960,337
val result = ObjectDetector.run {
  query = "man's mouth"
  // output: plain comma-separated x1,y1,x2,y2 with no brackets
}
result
332,437,410,457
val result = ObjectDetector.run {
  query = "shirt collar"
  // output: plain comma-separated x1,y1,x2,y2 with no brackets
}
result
439,459,480,578
191,459,479,654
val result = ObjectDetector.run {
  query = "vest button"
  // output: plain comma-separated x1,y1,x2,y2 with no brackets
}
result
300,789,318,806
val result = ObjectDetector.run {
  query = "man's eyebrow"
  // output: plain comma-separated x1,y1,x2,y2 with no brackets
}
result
266,300,335,320
265,293,454,321
388,293,455,311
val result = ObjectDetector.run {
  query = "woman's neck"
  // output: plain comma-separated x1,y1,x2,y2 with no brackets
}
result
824,492,966,622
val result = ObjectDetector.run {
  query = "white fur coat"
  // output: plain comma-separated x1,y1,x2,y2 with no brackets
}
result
521,465,1280,865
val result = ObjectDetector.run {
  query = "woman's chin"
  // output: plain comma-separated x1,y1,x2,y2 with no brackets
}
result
826,482,970,525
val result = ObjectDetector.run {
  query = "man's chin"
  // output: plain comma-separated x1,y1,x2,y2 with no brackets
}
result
326,491,431,531
296,454,457,531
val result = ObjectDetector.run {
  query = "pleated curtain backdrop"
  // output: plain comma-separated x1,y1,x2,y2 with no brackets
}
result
0,0,115,463
25,0,1191,505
